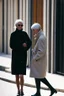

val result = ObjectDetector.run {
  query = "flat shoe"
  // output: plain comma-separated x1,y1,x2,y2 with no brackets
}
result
20,91,24,95
17,90,20,96
50,89,57,96
31,92,41,96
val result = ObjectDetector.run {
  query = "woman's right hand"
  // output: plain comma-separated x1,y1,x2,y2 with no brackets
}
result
22,43,27,47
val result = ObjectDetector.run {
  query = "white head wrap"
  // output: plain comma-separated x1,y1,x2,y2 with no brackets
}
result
31,23,41,30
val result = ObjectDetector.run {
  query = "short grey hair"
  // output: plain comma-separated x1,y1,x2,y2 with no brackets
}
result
31,23,41,30
14,19,23,30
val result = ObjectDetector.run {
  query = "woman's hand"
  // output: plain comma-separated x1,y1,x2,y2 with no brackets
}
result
22,43,27,47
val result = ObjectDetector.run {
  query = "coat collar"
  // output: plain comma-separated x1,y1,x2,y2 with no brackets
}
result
34,29,44,40
15,28,23,32
33,29,44,45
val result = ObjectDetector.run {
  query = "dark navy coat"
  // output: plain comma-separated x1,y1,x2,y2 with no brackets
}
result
10,29,32,75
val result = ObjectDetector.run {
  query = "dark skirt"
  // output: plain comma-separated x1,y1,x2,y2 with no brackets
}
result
11,51,27,75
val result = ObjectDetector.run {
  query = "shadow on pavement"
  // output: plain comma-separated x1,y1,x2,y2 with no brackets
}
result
0,65,10,73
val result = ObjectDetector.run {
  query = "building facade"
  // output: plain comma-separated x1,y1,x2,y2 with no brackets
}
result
0,0,64,75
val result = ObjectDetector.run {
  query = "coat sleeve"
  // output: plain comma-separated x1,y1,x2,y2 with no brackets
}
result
10,33,14,49
33,36,47,61
10,33,19,50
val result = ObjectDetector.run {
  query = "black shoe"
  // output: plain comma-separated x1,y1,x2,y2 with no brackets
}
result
20,91,24,96
31,92,41,96
50,89,57,96
17,90,20,96
17,95,20,96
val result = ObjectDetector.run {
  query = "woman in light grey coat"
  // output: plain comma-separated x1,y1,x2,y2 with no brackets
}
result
30,23,57,96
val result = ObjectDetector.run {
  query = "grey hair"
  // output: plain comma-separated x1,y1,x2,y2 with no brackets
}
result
14,19,23,26
14,19,23,30
31,23,41,30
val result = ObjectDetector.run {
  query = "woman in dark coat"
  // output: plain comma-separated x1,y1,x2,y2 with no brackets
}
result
10,19,32,96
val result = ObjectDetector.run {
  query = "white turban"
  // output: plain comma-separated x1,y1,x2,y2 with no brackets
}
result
14,19,23,26
31,23,41,30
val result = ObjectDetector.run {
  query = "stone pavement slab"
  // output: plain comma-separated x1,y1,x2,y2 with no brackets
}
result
1,79,64,96
0,53,64,93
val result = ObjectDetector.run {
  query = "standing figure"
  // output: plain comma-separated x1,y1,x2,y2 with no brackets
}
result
30,23,57,96
10,19,32,96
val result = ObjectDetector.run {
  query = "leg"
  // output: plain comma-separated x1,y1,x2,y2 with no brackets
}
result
20,75,24,95
35,78,40,94
40,78,57,96
16,75,20,95
31,78,41,96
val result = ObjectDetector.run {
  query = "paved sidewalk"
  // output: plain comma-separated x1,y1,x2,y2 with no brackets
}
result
0,53,64,93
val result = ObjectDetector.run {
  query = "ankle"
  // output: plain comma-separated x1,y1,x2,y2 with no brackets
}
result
36,92,41,96
36,92,41,94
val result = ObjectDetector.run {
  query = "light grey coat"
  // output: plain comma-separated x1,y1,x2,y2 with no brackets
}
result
30,30,47,78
